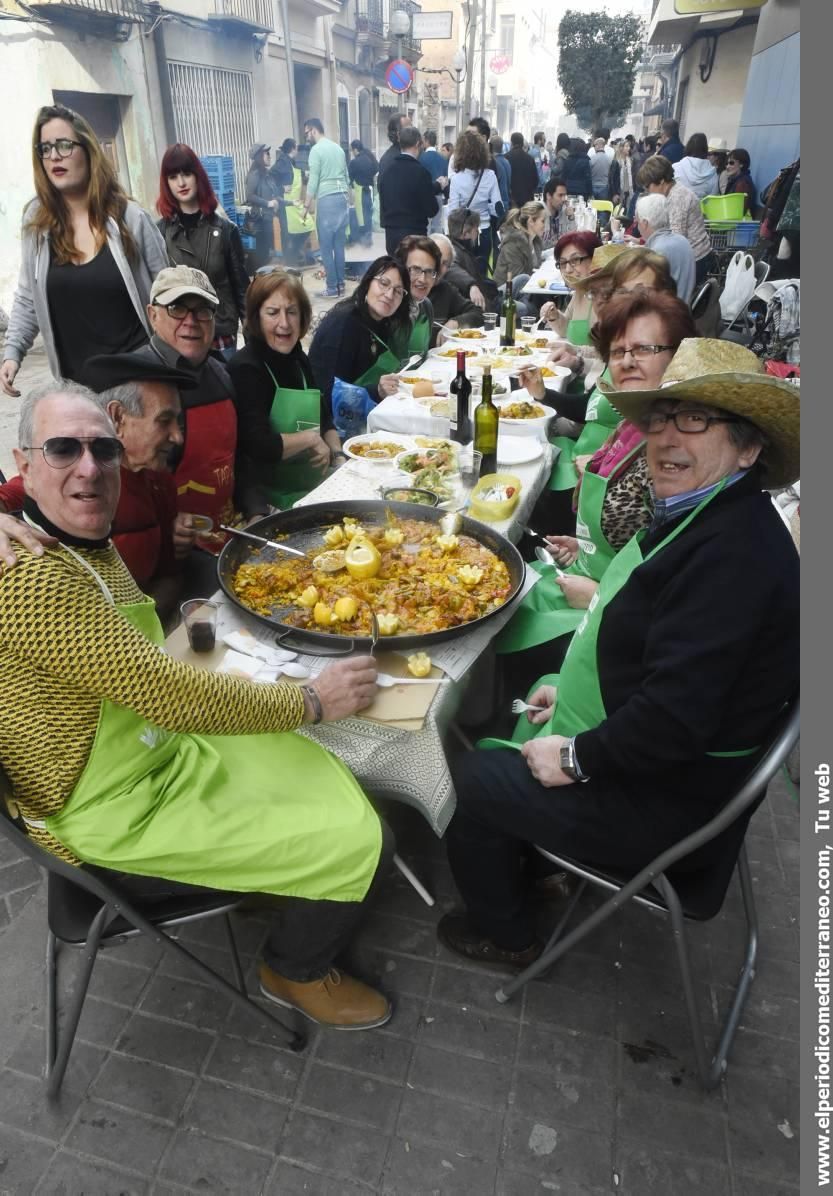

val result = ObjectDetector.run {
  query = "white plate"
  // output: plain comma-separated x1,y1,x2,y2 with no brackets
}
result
427,345,483,363
497,437,544,465
442,329,491,345
342,433,414,463
494,396,557,432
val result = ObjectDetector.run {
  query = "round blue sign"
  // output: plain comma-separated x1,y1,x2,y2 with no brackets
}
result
385,59,414,95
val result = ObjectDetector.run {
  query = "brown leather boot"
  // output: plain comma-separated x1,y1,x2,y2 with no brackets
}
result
258,964,391,1031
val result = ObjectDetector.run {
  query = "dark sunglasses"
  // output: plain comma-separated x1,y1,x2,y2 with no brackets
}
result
22,436,124,470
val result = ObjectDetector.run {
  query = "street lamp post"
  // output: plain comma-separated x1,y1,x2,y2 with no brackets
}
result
451,48,466,138
389,10,411,116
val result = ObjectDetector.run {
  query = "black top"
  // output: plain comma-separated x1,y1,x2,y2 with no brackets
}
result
227,338,331,475
348,149,379,188
427,280,483,345
47,243,147,383
575,471,799,810
309,300,404,408
377,154,440,233
505,148,540,207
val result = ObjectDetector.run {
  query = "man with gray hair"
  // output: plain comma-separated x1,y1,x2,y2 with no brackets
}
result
425,233,484,337
635,193,696,302
0,352,199,619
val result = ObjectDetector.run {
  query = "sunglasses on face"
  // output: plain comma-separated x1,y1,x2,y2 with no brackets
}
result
155,301,215,322
23,436,124,469
36,139,84,160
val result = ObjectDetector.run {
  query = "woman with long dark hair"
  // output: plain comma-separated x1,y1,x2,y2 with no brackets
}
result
308,256,411,414
2,104,167,395
157,143,249,360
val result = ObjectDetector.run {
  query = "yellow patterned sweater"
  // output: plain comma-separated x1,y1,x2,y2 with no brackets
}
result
0,543,305,864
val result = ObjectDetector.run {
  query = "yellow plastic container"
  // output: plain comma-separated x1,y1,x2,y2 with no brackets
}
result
469,473,522,522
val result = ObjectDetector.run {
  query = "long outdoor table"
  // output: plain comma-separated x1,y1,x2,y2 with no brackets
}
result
167,448,553,835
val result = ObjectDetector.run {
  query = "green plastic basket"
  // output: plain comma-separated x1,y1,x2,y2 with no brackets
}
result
700,193,745,221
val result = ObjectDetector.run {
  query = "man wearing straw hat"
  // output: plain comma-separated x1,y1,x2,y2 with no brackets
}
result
439,340,800,966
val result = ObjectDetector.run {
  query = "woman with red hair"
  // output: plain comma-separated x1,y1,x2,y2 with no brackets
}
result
157,144,249,360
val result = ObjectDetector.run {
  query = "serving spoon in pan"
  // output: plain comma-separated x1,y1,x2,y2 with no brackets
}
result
220,525,307,559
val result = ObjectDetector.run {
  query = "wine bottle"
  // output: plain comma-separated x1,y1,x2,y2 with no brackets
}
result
500,277,516,347
474,365,498,477
449,350,472,444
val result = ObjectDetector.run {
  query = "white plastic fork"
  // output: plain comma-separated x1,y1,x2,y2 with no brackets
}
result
511,699,548,715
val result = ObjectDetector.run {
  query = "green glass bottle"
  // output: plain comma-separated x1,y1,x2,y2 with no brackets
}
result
500,275,516,347
474,365,499,477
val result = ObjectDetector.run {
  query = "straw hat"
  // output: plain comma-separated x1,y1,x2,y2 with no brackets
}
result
602,339,800,488
708,137,727,153
572,242,630,292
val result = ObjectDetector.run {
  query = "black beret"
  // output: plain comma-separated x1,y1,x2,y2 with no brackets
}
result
80,351,199,394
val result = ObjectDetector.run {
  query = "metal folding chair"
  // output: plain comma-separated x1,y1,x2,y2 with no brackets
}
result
494,693,799,1090
0,765,305,1100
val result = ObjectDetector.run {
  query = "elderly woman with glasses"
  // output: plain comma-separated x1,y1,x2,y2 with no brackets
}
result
440,340,800,967
498,287,695,675
228,270,339,509
309,256,412,416
1,105,168,397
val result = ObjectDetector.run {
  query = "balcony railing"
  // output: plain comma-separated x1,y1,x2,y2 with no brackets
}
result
357,0,384,38
214,0,273,31
26,0,145,19
390,0,421,53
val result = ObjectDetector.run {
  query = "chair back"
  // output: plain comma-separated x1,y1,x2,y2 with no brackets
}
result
690,278,721,337
657,692,799,918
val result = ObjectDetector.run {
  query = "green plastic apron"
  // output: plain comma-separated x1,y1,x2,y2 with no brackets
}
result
405,313,432,358
45,548,381,902
565,315,591,346
354,329,402,394
285,168,313,237
481,480,759,762
496,439,643,654
549,368,620,492
264,363,326,508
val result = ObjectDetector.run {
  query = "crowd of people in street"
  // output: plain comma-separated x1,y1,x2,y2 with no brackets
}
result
0,99,798,1038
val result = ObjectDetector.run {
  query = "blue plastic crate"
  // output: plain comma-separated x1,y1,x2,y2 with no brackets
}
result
730,221,760,248
241,233,256,250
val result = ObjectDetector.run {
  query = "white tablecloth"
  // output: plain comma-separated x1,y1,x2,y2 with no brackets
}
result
522,261,571,296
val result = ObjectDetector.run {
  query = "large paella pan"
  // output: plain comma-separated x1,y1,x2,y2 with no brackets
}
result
217,501,525,652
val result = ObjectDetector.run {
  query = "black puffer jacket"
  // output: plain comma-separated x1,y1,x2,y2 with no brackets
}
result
157,212,248,340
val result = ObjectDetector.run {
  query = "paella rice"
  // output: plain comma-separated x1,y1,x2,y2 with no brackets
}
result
231,516,513,637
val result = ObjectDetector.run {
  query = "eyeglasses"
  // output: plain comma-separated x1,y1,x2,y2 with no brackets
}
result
408,265,438,280
373,276,407,300
154,301,215,322
23,436,124,469
556,254,590,272
645,410,739,435
609,343,675,362
36,139,84,160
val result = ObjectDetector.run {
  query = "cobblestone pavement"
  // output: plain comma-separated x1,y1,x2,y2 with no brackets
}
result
0,773,799,1195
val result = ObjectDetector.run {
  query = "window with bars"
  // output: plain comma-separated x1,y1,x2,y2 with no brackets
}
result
167,62,258,203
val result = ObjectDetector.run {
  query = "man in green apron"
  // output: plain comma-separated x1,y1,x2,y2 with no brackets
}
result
3,382,397,1030
436,340,800,965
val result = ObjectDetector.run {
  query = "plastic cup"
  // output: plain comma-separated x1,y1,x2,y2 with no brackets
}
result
458,448,483,491
483,313,498,331
521,316,537,333
181,599,219,654
188,514,214,534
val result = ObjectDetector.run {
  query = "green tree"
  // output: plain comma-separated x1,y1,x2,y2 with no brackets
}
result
557,10,645,133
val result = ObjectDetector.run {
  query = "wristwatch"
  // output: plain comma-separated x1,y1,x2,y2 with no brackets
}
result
559,737,588,782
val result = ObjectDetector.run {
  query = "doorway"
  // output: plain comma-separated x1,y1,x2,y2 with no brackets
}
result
52,90,130,193
338,97,350,158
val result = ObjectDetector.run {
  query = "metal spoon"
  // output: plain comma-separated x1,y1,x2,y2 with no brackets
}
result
369,612,379,659
535,545,566,578
220,525,306,559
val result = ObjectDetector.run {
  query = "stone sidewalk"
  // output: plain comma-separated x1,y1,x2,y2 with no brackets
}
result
0,771,800,1195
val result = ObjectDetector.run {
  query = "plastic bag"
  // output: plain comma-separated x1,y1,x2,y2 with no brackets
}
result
332,378,376,440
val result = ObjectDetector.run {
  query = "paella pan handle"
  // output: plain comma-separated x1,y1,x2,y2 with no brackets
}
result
274,630,357,656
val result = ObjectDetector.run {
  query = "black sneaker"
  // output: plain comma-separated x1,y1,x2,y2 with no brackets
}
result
437,913,543,969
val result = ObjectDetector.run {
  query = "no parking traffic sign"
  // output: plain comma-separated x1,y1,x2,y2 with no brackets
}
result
386,59,414,96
